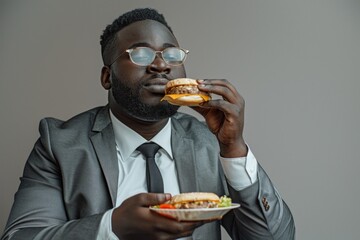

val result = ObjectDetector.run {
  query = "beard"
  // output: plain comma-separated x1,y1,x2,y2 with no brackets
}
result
111,71,179,121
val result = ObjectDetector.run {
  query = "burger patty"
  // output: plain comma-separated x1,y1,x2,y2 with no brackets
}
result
167,85,199,94
173,201,218,209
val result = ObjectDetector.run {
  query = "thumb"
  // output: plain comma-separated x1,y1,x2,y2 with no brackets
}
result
191,105,211,116
136,193,172,207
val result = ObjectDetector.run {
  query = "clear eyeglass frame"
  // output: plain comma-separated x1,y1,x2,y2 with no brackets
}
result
109,47,189,67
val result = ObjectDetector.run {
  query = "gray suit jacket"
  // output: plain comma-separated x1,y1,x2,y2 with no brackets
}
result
1,106,295,240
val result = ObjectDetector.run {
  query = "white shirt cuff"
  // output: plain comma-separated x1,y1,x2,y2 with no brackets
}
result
219,146,258,191
97,208,119,240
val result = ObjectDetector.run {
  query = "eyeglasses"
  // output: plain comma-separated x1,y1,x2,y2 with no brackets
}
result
109,47,189,66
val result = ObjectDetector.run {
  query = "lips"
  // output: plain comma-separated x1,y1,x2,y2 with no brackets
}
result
144,75,170,94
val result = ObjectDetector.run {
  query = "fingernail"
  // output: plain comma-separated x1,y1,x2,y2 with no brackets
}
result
164,193,172,201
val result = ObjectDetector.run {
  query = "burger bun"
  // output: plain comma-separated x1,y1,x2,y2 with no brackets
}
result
169,192,220,204
162,78,211,106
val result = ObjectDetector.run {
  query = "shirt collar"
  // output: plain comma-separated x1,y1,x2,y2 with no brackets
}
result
109,110,173,160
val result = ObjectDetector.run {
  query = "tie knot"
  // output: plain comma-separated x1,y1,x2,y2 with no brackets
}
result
137,142,161,159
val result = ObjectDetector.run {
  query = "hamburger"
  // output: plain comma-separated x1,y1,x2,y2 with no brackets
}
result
161,78,211,106
157,192,232,209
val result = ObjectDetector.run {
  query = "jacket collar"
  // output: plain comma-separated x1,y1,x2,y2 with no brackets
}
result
90,106,118,206
171,116,199,193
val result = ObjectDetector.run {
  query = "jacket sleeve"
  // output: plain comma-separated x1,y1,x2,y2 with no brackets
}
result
221,165,296,240
1,119,106,240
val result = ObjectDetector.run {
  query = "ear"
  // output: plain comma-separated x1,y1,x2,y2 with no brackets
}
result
100,66,111,90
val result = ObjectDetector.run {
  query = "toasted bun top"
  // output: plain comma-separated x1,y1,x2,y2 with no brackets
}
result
166,78,198,89
169,192,220,204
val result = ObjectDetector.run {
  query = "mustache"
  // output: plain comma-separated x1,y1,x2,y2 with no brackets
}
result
150,73,170,80
143,74,171,86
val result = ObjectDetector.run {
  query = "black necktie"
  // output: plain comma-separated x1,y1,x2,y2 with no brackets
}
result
136,142,164,193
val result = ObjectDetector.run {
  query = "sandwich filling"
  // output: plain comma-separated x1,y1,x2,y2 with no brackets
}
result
173,200,219,209
166,85,200,95
155,192,232,209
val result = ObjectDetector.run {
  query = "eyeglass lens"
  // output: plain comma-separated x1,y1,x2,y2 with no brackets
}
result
129,47,187,66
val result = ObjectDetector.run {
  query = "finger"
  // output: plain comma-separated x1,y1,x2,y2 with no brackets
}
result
158,220,205,236
199,78,236,90
198,79,242,104
173,221,212,238
200,99,242,118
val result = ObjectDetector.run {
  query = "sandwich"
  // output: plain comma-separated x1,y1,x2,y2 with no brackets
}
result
157,192,232,209
161,78,211,106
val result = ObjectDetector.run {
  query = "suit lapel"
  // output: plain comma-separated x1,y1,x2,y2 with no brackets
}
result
171,118,199,193
90,107,118,207
89,110,201,206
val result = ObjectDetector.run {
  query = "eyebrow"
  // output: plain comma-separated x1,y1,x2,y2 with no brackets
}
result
128,42,177,49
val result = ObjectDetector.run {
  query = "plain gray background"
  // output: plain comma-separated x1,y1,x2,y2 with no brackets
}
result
1,0,359,239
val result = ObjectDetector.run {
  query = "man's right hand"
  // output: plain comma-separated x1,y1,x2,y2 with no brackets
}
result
112,193,207,240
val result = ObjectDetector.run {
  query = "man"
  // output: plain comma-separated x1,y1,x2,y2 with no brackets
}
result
1,8,295,240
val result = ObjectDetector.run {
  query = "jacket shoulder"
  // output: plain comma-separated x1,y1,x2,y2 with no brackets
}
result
37,106,108,149
40,106,105,131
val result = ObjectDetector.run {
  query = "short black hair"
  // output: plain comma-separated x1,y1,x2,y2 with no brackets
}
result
100,8,173,65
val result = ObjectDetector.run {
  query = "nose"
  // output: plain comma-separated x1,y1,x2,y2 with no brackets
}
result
146,55,171,74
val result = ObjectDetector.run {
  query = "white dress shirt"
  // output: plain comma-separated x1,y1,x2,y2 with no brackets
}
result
97,111,258,239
